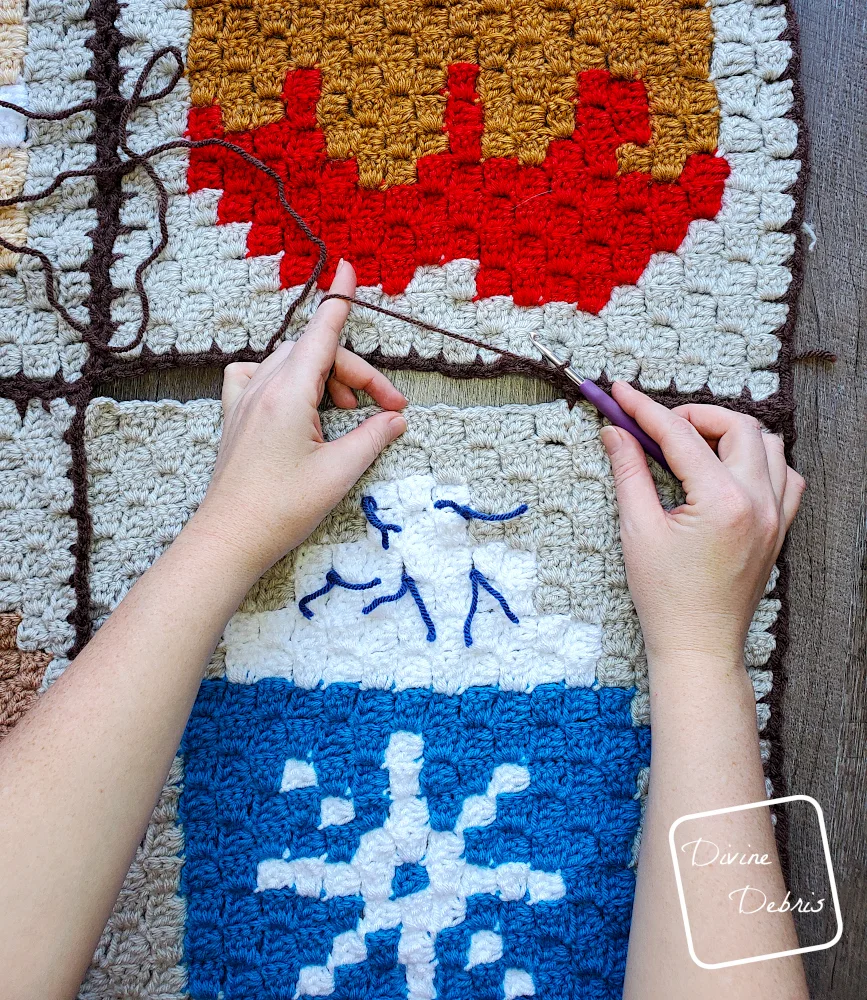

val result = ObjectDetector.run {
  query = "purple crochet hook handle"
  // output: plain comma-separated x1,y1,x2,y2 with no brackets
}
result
578,379,671,474
528,334,672,475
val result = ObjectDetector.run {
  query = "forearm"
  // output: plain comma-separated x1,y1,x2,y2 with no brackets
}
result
0,520,255,1000
624,653,808,998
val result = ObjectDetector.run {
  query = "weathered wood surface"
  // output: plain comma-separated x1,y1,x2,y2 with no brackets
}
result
95,0,866,993
782,1,866,995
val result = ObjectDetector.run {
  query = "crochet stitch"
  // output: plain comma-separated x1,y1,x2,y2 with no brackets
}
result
71,399,784,1000
361,495,402,549
92,0,797,406
0,1,807,996
186,0,721,186
186,66,730,311
0,613,50,739
0,0,27,272
362,569,437,644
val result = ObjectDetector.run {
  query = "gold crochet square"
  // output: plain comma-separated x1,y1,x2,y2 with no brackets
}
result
187,0,720,188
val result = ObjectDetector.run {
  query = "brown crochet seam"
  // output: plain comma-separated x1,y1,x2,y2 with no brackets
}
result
753,0,812,882
2,1,809,874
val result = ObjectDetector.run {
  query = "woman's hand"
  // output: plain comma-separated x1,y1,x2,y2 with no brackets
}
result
189,259,407,582
601,382,805,667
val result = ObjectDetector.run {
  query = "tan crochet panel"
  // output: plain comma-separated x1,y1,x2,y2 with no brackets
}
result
0,613,50,740
187,0,720,188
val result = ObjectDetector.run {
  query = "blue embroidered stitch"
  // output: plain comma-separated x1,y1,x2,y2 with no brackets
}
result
299,569,382,619
363,568,436,642
464,567,520,647
361,495,403,549
434,500,528,522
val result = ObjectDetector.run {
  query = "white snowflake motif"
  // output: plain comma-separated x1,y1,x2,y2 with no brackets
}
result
257,732,565,1000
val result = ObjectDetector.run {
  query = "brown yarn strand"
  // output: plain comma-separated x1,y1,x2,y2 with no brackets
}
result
0,41,827,415
0,44,568,378
319,292,576,386
4,44,822,395
0,47,328,356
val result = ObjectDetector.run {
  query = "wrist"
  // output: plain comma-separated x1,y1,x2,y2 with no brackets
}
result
646,647,747,682
173,511,268,596
639,610,751,680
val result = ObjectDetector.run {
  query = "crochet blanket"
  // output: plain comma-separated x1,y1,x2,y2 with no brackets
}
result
0,2,804,998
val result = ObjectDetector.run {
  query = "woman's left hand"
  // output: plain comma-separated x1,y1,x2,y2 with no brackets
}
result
190,259,408,581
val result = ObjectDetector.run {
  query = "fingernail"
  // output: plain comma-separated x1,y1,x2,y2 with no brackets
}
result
390,413,407,435
600,425,622,454
336,257,348,273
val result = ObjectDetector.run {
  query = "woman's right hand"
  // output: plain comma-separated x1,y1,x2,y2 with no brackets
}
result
600,383,805,667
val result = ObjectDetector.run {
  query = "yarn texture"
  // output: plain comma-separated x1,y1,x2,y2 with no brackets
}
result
69,399,780,999
0,1,805,997
103,0,800,404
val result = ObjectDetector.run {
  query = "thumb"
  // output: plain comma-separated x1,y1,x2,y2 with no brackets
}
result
324,410,407,488
221,361,260,414
601,426,664,534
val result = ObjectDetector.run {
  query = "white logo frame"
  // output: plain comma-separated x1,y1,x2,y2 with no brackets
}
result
668,794,843,969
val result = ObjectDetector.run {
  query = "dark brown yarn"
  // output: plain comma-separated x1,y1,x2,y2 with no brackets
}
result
0,47,329,356
1,1,810,888
0,39,822,430
759,4,811,878
319,292,583,404
792,349,837,363
63,391,95,658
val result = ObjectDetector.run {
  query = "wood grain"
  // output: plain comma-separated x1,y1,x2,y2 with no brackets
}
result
785,1,866,994
94,1,866,992
94,366,559,408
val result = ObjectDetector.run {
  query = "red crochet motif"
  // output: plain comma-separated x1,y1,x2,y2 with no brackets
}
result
187,66,729,313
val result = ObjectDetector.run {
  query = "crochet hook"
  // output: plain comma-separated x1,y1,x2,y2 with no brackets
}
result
529,333,671,474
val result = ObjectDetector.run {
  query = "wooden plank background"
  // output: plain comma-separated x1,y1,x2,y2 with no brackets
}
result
96,0,866,993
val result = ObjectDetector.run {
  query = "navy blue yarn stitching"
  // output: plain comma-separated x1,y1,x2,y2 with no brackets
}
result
363,568,437,643
361,496,403,549
463,567,520,647
299,569,382,620
433,500,528,522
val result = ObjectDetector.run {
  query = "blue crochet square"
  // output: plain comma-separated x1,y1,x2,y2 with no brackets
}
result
180,681,649,1000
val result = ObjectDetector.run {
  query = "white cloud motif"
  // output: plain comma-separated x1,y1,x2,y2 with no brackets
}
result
223,475,601,692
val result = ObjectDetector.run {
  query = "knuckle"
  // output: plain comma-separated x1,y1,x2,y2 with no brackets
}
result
719,488,753,525
669,414,695,438
720,489,779,539
658,415,694,452
611,457,648,491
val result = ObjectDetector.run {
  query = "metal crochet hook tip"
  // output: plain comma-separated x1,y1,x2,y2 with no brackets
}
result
529,332,673,475
529,332,584,387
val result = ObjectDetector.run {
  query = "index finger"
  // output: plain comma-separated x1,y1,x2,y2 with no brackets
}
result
288,258,356,376
242,259,356,398
610,382,730,491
